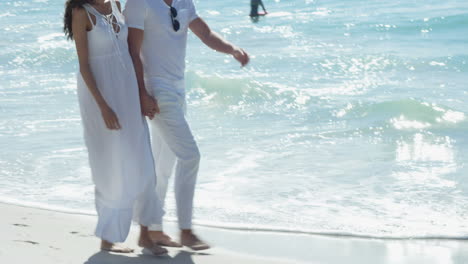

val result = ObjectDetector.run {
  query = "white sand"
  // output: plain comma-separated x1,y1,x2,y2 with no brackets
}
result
1,202,468,263
0,202,296,264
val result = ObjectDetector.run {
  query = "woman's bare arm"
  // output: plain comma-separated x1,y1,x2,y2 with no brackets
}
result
72,7,121,130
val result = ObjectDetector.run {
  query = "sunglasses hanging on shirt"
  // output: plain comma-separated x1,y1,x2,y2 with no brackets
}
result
170,6,180,32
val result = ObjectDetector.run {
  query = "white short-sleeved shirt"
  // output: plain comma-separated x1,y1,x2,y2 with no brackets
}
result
124,0,198,81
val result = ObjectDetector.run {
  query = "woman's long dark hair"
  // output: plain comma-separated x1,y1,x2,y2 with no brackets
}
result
63,0,95,40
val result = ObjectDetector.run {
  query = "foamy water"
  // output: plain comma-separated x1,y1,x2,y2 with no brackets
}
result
1,0,468,239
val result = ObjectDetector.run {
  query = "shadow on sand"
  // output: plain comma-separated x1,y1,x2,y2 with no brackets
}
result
84,250,211,264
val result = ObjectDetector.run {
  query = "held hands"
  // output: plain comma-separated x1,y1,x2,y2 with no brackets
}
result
140,93,159,120
100,105,121,130
231,47,250,67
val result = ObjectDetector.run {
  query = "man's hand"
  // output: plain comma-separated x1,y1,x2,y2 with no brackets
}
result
232,47,250,67
140,93,159,119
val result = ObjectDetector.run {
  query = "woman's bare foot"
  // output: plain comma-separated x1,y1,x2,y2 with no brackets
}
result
180,230,210,251
100,240,134,253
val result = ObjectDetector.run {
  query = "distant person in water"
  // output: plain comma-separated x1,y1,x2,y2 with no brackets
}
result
250,0,267,17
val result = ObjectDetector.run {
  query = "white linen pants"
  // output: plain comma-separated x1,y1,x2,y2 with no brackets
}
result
146,77,200,230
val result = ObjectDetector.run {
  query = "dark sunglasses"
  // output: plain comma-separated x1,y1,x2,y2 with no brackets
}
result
170,6,180,32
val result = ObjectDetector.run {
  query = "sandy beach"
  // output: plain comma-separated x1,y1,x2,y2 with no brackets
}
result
1,202,468,264
0,202,299,264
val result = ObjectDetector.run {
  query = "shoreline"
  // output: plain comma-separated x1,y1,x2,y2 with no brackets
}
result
3,199,467,241
1,202,298,264
2,201,468,263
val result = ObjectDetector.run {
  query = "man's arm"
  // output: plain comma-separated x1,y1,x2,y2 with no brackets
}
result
127,28,159,118
189,18,249,67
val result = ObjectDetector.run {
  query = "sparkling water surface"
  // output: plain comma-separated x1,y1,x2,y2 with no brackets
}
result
1,0,468,238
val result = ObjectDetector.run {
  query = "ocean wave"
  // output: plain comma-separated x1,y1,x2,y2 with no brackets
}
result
331,99,468,137
394,13,468,33
341,99,465,124
185,72,468,134
186,71,285,106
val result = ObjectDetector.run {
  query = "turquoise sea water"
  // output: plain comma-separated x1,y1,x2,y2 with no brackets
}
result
1,0,467,238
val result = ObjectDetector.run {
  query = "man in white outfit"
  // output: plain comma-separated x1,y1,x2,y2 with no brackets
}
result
124,0,249,250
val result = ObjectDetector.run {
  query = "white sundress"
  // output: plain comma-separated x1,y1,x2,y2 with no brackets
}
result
77,0,163,243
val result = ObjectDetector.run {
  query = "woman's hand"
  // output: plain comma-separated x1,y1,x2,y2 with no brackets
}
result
140,93,159,119
100,105,121,130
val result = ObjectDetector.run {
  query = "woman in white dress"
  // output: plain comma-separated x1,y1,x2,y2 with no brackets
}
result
63,0,166,255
